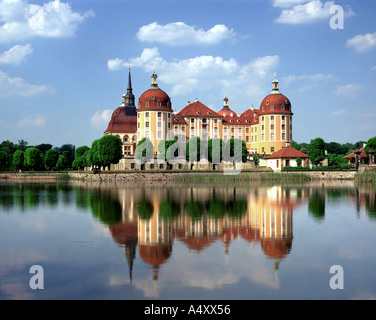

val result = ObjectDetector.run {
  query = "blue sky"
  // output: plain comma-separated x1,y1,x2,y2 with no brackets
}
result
0,0,375,148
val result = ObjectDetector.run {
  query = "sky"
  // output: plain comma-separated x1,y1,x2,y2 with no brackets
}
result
0,0,375,149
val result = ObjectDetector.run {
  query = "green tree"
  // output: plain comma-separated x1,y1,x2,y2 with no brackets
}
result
134,138,154,170
56,144,75,167
24,147,43,171
308,137,326,166
0,151,10,171
186,137,201,170
224,138,248,163
86,139,101,170
56,151,71,170
296,156,302,167
208,138,223,168
0,140,16,156
72,146,89,170
16,139,29,151
253,154,260,167
97,135,122,170
158,138,179,169
12,150,24,171
35,143,53,155
365,136,376,154
44,149,59,171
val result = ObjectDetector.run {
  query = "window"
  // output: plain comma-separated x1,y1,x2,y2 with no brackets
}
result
271,124,274,130
282,133,286,140
158,112,161,118
282,116,285,121
157,102,161,107
214,119,218,124
168,113,170,118
146,112,149,118
146,102,149,107
182,126,185,131
282,124,285,130
131,163,135,169
262,117,264,122
271,105,275,111
271,147,274,153
271,133,275,140
224,135,227,141
175,125,178,131
138,113,140,118
271,116,274,121
158,122,161,128
262,134,265,141
146,122,149,128
159,164,164,169
202,118,207,124
262,125,264,131
238,128,242,134
246,136,249,142
178,164,183,169
231,128,234,133
191,118,194,123
138,123,140,128
246,128,249,133
157,131,162,139
262,147,265,153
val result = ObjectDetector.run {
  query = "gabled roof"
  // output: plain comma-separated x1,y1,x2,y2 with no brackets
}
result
171,113,186,124
343,147,367,159
266,146,309,159
178,100,222,118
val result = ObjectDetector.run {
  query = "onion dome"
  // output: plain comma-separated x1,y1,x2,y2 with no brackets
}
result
259,76,293,115
137,71,172,112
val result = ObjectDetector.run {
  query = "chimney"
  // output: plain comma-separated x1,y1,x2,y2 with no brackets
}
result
187,101,190,105
195,98,198,102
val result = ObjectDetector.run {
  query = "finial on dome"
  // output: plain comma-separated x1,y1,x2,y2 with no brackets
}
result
151,67,159,88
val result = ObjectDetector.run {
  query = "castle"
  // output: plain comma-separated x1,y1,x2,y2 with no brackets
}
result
104,69,293,159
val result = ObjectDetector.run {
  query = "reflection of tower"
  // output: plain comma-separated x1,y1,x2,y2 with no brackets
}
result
248,186,296,286
138,192,173,285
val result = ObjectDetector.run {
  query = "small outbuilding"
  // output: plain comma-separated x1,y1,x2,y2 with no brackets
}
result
266,146,309,172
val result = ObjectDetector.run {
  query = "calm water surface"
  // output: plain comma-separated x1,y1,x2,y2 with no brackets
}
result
0,180,375,300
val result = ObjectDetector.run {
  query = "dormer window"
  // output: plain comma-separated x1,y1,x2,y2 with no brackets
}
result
157,101,161,107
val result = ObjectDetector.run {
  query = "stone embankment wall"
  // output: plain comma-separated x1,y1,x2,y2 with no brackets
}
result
68,170,358,182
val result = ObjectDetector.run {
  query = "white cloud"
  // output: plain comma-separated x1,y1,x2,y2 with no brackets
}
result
108,48,279,101
333,83,364,98
0,44,33,65
275,0,355,24
0,70,50,97
331,109,346,116
91,109,112,127
0,0,94,43
346,32,376,53
136,22,236,46
17,116,46,127
273,0,309,8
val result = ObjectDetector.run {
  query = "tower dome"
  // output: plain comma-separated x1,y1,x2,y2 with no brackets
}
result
137,72,172,112
259,77,293,116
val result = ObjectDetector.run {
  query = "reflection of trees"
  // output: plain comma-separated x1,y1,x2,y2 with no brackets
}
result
185,201,204,220
90,190,122,226
136,199,153,220
308,190,325,221
160,200,180,220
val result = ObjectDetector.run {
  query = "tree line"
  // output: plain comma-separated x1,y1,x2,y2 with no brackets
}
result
1,135,375,172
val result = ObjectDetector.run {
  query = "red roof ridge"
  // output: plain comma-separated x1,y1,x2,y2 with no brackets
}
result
266,146,309,159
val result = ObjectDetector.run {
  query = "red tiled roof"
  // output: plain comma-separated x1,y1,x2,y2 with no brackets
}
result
178,100,222,118
343,148,367,159
266,146,309,159
171,113,186,124
138,88,172,112
104,106,137,134
260,93,293,115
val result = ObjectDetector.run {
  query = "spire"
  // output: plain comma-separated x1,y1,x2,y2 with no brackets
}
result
151,67,159,88
122,68,136,108
271,73,280,94
127,67,132,91
222,93,229,110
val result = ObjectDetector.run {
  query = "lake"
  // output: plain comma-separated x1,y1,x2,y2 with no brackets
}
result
0,180,375,300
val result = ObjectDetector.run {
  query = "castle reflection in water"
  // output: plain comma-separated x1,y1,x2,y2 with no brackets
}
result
82,182,311,284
